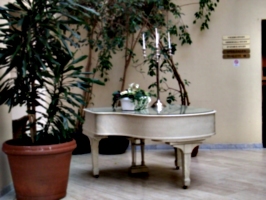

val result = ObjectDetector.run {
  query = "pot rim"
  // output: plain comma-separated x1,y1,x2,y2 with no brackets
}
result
2,139,76,156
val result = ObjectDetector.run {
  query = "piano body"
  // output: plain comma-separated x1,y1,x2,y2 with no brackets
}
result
83,105,216,188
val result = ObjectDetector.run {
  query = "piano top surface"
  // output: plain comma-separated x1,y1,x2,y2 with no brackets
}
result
84,105,215,117
83,105,216,140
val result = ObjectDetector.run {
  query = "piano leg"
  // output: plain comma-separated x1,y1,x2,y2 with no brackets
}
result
131,138,136,167
171,143,200,189
181,150,191,189
129,138,149,174
174,148,182,170
140,139,145,166
88,137,103,178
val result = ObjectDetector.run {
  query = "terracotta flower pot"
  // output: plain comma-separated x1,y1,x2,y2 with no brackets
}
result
2,139,76,200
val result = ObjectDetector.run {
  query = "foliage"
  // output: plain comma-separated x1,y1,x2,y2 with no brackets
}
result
194,0,220,30
74,0,219,130
0,0,103,144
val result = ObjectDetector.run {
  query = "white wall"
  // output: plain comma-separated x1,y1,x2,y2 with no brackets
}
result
175,0,263,144
90,0,265,145
0,0,13,196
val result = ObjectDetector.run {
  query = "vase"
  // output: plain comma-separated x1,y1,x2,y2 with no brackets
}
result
120,97,151,111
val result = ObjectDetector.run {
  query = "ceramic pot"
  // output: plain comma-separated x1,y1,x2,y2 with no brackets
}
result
2,139,76,200
120,97,135,110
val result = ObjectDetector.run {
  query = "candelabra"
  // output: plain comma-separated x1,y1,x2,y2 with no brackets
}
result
142,29,172,111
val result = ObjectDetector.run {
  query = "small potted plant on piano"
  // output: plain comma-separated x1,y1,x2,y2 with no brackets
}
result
112,83,151,111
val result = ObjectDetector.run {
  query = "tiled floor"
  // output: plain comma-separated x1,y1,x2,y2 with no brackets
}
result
2,149,266,200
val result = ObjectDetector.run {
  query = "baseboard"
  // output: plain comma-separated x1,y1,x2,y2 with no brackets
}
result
127,143,263,151
199,143,263,149
0,184,13,198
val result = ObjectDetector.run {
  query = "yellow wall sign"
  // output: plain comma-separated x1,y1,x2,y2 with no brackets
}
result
222,40,250,45
223,49,250,54
223,45,250,49
223,54,250,59
222,35,250,58
222,35,250,40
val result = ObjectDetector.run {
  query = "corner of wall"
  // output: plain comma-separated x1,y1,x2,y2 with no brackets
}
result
0,105,13,197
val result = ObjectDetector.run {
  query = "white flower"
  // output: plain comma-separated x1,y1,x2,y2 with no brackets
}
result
129,83,135,89
128,83,139,90
120,91,128,95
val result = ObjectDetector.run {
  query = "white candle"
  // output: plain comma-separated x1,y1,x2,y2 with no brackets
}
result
155,28,158,48
168,32,171,49
142,33,146,49
157,32,159,48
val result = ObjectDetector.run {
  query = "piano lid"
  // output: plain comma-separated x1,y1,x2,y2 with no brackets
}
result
84,105,215,117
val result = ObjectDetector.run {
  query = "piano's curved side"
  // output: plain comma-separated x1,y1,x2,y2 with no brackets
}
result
83,111,216,142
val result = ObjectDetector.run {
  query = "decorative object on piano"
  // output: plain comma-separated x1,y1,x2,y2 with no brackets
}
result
142,29,172,111
112,83,151,110
120,96,151,111
0,1,101,199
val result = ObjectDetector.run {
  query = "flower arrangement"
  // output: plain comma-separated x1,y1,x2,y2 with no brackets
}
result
112,83,151,110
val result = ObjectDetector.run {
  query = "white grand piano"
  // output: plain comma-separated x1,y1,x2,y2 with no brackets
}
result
83,105,216,189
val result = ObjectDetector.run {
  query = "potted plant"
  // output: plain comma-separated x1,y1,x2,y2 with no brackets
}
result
0,0,102,199
112,83,151,111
